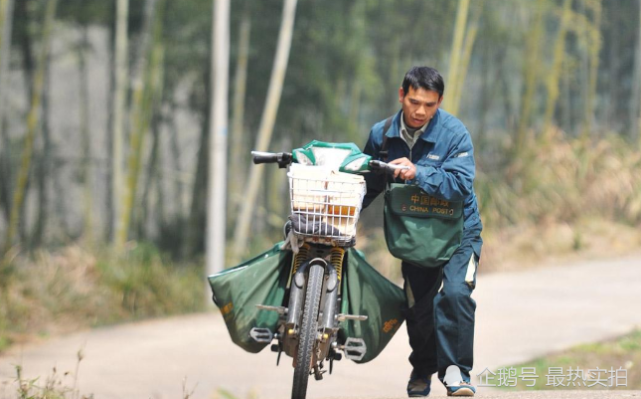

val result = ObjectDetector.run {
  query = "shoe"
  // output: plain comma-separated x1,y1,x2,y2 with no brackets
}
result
407,374,431,397
445,381,476,397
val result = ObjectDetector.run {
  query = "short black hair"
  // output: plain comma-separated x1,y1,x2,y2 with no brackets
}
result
401,67,444,98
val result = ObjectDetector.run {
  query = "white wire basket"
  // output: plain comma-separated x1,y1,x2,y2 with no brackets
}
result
287,165,366,244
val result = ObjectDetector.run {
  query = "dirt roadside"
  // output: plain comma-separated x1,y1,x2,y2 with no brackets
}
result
1,254,640,399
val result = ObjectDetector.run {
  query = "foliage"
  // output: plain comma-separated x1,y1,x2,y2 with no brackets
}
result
3,354,90,399
0,0,640,271
0,244,205,352
477,130,641,230
498,329,641,390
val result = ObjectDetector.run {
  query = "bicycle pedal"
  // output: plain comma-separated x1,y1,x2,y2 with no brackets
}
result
337,313,368,322
343,337,367,361
249,327,273,343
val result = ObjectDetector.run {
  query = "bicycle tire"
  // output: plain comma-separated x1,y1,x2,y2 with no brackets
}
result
291,263,324,399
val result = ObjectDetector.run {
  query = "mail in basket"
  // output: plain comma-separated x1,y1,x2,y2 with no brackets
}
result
287,164,366,242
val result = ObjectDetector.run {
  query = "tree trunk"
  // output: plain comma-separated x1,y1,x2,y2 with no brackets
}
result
638,0,641,147
185,99,209,257
0,0,14,230
115,0,159,248
207,0,231,278
139,39,164,241
631,0,641,145
167,102,186,247
31,48,53,248
0,0,14,144
228,12,250,223
140,114,160,240
515,0,546,155
442,0,470,114
581,0,602,139
112,0,128,247
605,4,620,130
542,0,572,135
0,125,10,225
78,26,94,243
3,0,57,255
232,0,298,261
449,5,480,117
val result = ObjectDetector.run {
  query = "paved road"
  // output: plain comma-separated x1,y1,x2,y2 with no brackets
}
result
1,254,640,399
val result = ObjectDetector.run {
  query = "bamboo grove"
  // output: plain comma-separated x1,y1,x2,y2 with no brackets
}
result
0,0,640,265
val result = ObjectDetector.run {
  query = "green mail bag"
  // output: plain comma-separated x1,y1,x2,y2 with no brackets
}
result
339,248,406,363
209,244,406,363
208,243,292,353
384,183,464,268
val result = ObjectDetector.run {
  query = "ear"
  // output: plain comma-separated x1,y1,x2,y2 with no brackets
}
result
437,95,444,107
398,87,405,104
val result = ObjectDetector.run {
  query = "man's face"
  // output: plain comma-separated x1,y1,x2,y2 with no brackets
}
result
398,86,443,128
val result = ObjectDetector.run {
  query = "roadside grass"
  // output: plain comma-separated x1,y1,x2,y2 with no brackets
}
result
0,350,88,399
496,329,641,391
475,130,641,273
1,350,203,399
357,131,641,277
0,243,205,353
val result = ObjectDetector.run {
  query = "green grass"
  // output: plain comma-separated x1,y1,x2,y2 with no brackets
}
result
0,243,206,353
495,330,641,391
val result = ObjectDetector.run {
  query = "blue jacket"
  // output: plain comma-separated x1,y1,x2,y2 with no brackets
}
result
362,109,483,237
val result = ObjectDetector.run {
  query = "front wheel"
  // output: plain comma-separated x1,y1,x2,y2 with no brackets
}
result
291,263,324,399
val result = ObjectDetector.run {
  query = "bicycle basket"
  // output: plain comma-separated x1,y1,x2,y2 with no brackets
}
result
288,165,366,243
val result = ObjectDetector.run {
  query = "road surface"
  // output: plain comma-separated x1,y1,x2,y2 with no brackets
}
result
1,254,640,399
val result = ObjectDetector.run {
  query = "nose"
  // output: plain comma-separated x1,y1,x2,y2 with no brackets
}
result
416,106,426,116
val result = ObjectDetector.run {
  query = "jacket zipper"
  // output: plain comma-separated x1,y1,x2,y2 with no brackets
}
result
407,143,412,184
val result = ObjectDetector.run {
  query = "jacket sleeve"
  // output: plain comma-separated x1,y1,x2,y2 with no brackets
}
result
412,132,475,201
362,129,386,209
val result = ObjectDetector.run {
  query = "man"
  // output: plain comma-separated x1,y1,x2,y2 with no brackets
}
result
362,66,483,397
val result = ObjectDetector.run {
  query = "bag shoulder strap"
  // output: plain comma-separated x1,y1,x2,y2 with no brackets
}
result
380,116,394,161
379,115,394,188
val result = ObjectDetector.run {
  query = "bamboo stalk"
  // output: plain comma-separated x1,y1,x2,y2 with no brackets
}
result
638,0,641,148
581,0,602,139
443,0,470,113
0,0,14,147
542,0,572,135
112,0,128,246
515,0,546,155
78,26,94,243
228,13,251,222
232,0,299,261
3,0,57,254
449,5,480,116
0,0,14,231
115,0,159,248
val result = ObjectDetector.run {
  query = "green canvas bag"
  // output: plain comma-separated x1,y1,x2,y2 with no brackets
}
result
208,243,292,353
383,183,463,267
209,243,405,362
339,248,406,363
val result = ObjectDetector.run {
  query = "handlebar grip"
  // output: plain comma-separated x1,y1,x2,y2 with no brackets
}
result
369,160,409,174
251,151,293,166
252,151,279,164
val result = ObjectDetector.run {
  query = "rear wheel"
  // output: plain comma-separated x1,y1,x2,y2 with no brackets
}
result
291,263,324,399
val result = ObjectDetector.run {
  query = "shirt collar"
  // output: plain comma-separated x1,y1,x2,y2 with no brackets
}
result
400,113,429,136
385,109,441,144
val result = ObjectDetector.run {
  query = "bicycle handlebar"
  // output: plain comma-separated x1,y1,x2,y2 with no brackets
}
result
251,151,293,167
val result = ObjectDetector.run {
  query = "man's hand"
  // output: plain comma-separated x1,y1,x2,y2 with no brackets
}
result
389,157,417,180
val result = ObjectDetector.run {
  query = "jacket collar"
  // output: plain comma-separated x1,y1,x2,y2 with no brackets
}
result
384,109,441,144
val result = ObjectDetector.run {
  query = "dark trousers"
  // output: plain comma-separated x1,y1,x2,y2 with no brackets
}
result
401,228,482,383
